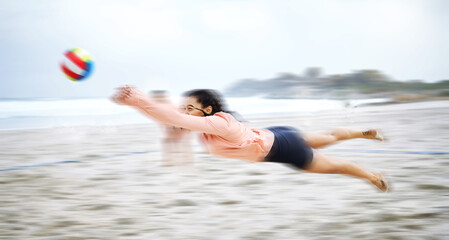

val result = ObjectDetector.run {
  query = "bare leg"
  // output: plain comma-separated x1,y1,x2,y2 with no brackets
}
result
303,129,382,149
304,151,388,192
162,138,175,167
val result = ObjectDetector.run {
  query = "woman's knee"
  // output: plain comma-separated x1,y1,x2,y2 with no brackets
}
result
303,133,337,149
323,158,347,173
305,154,342,173
320,162,343,173
330,129,349,140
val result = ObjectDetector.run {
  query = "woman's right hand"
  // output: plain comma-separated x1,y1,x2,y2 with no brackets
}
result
111,85,135,105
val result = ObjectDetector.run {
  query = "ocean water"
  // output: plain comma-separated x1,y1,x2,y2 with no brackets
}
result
0,97,388,131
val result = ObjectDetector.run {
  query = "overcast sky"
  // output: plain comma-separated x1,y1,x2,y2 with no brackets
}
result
1,0,448,98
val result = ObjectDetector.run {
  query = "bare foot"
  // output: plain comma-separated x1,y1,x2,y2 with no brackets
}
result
362,129,385,141
370,172,389,192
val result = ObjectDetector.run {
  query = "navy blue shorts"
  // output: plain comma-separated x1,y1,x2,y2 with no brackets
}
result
264,126,314,169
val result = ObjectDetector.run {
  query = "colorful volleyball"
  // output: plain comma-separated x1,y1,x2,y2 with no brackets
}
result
60,48,94,81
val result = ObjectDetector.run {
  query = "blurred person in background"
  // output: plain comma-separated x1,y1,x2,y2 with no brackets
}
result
115,86,388,192
149,90,194,167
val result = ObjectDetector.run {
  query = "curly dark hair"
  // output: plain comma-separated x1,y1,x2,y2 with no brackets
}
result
183,89,227,116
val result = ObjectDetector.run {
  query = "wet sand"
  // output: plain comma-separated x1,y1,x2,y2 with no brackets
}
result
1,101,449,239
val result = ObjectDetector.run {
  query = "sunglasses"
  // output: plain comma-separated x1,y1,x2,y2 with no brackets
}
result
184,104,209,116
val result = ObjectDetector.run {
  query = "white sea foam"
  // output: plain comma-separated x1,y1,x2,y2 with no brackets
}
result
0,97,390,130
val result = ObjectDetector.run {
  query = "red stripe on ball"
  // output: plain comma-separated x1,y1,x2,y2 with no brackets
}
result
60,63,83,80
65,51,86,70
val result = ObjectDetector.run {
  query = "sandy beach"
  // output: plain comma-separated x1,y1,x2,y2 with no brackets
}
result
1,100,449,240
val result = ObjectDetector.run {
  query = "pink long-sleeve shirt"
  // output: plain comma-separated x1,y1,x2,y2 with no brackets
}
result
114,87,275,162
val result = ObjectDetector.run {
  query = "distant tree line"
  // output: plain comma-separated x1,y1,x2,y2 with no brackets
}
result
225,67,449,98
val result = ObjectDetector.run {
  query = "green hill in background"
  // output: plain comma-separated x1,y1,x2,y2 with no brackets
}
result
224,68,449,102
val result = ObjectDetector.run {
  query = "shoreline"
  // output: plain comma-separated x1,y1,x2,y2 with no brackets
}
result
1,99,448,133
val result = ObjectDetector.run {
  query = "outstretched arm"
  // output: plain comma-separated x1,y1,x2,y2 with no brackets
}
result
112,86,230,136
